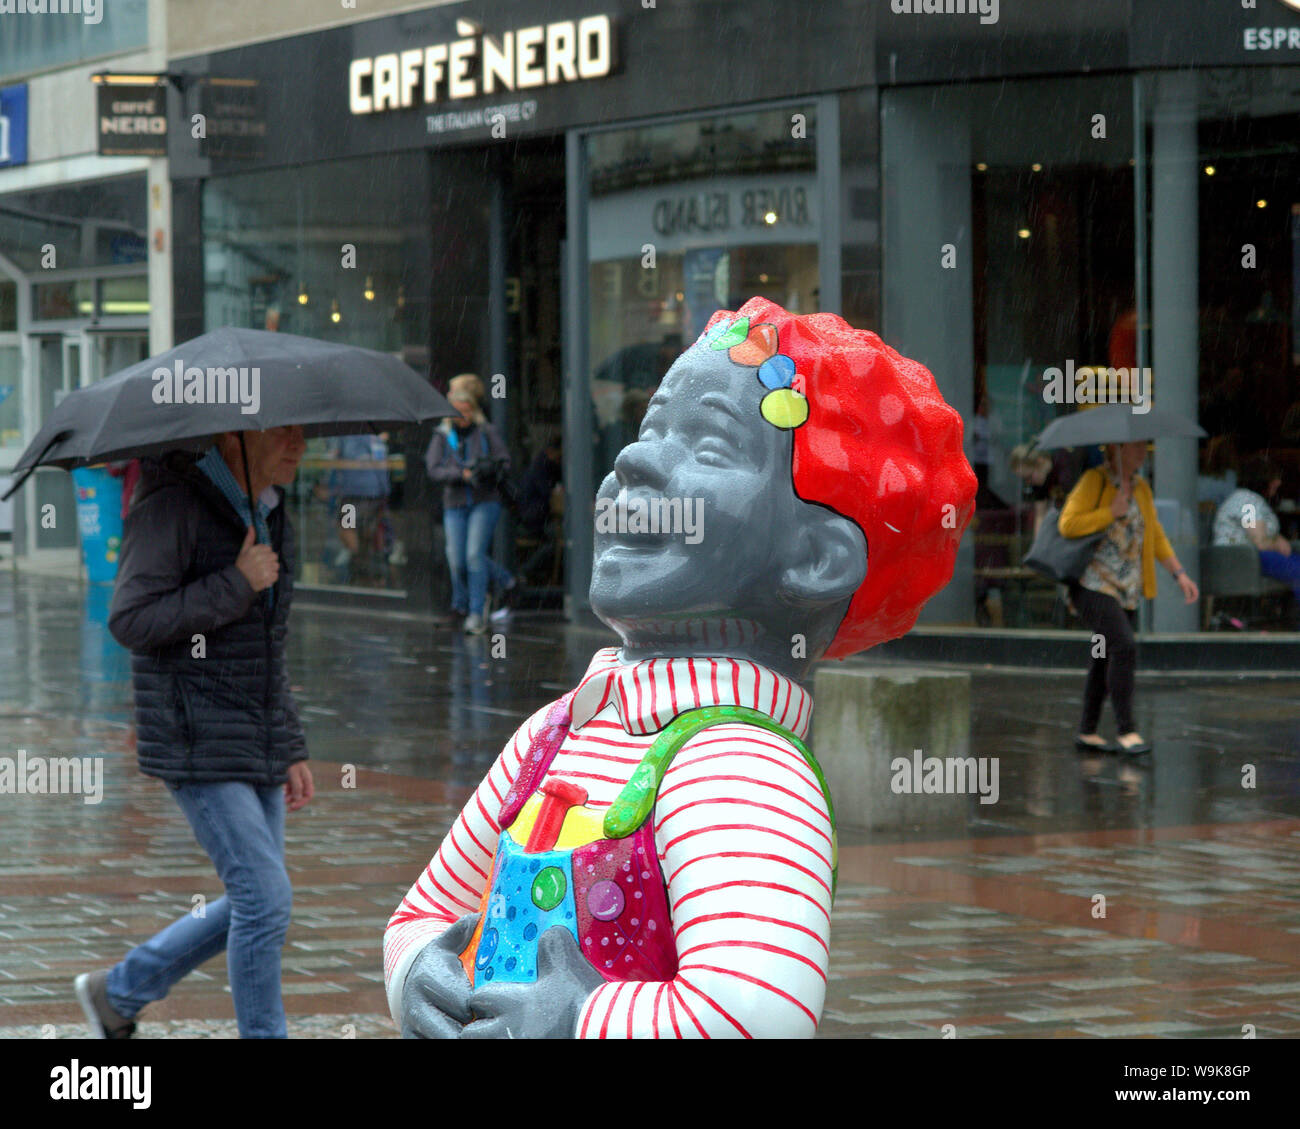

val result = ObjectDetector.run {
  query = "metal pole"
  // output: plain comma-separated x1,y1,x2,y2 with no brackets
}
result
1133,75,1152,636
237,431,258,540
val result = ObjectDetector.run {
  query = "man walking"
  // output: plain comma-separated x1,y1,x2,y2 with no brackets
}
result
75,425,313,1039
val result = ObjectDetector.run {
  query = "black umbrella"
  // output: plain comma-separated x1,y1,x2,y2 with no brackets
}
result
1034,403,1206,451
2,329,456,521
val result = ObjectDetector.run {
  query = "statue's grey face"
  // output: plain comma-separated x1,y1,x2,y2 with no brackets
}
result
590,340,807,627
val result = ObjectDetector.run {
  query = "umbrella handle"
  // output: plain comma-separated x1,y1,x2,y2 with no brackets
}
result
237,431,260,543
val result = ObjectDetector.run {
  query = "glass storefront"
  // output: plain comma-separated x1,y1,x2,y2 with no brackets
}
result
166,1,1300,646
0,177,146,272
1171,67,1300,633
202,153,432,596
883,75,1136,630
0,174,148,557
883,69,1300,635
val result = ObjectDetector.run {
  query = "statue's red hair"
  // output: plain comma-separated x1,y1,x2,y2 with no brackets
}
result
704,297,977,658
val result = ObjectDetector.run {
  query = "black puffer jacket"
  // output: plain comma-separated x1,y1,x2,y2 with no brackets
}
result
108,452,307,785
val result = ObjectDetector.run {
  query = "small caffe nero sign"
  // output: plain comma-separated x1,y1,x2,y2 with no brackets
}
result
97,83,167,156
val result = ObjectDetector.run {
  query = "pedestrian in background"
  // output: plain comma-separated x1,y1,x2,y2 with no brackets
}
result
1060,440,1198,755
75,426,314,1039
424,374,514,634
1213,454,1300,601
326,432,392,583
517,430,564,584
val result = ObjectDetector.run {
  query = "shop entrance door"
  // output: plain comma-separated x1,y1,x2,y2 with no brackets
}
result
24,330,149,557
502,139,566,599
422,138,565,610
88,331,150,386
29,334,79,554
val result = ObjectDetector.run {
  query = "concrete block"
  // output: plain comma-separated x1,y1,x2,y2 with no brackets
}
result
812,664,971,831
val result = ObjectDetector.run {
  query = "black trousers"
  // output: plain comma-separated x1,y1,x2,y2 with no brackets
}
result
1071,585,1139,735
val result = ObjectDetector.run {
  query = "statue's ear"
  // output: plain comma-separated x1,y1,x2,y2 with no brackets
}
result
777,507,868,607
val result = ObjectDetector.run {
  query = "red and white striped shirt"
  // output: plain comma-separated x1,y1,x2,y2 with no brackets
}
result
384,647,833,1038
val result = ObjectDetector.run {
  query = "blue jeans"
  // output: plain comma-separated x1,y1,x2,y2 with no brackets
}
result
105,781,292,1038
1260,549,1300,599
444,500,510,615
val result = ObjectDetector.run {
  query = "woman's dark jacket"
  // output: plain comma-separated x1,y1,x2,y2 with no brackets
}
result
107,452,307,786
424,420,511,510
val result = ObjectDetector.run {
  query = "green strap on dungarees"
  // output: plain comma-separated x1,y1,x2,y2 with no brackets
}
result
601,704,838,901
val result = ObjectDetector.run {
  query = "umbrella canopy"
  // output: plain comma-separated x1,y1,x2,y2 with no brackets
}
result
1034,403,1207,451
3,328,455,500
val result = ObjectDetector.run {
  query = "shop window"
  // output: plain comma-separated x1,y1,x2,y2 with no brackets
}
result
0,0,146,81
882,68,1300,635
100,275,148,315
0,345,22,450
1172,68,1300,633
91,334,149,384
0,176,145,272
585,106,820,485
202,154,433,597
33,279,93,320
0,279,16,332
882,75,1136,630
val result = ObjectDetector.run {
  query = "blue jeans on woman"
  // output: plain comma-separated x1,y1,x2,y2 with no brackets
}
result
105,781,292,1038
444,500,510,616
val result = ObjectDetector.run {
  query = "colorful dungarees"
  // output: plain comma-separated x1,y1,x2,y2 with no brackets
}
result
459,696,838,986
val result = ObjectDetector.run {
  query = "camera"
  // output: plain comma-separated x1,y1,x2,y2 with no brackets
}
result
469,456,508,489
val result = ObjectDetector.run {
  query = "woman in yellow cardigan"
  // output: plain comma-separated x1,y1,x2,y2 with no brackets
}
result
1058,441,1199,755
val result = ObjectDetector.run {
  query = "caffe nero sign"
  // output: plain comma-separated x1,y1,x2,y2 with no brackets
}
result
97,83,167,156
349,15,614,116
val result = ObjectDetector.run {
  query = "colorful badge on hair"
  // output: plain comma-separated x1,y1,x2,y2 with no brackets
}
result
701,316,810,430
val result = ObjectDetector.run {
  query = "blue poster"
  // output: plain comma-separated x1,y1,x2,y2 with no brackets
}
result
0,85,28,169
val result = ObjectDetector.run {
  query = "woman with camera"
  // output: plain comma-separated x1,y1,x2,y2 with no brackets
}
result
424,374,514,634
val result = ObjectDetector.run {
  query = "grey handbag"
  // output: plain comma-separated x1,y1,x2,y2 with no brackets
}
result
1022,474,1108,583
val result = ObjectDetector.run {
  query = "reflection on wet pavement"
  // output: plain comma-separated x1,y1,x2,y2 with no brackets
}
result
1,575,1297,1038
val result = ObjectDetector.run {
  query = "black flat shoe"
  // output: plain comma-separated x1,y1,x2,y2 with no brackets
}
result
1074,735,1116,754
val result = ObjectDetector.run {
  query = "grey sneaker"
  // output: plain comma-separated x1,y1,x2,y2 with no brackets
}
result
463,614,486,635
74,970,136,1039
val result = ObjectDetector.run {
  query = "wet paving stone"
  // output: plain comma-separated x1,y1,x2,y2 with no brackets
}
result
1,573,1299,1038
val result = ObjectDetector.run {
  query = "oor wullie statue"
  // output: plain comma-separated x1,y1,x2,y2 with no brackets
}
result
385,297,976,1038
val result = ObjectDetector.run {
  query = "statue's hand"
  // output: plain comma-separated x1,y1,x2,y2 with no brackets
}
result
399,913,480,1039
461,926,604,1039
